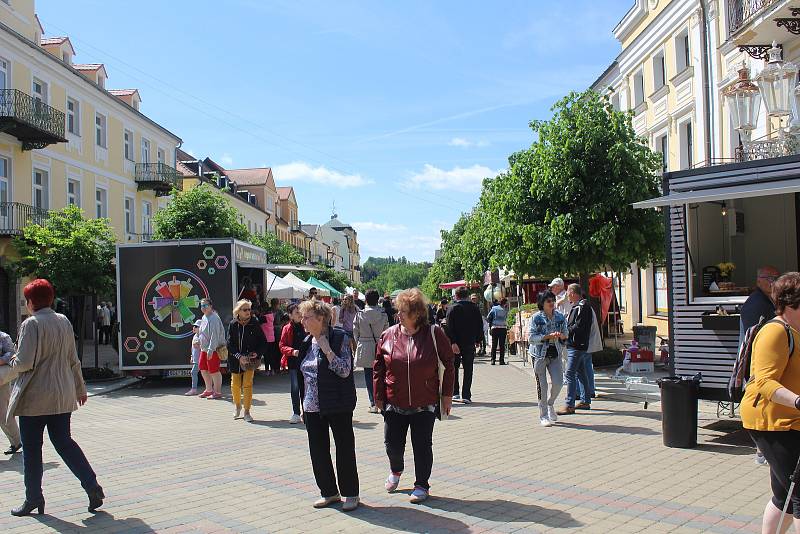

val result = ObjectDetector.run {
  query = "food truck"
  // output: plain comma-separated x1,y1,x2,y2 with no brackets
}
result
116,238,272,376
635,155,800,400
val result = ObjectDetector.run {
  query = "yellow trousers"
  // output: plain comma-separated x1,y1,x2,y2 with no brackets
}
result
231,369,255,410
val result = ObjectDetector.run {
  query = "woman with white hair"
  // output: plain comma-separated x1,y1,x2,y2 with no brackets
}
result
227,299,267,422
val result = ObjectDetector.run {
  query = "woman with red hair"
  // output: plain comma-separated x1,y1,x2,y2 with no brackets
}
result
7,279,104,516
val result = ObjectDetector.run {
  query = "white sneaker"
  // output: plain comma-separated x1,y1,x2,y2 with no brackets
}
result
409,486,429,503
385,472,401,492
755,452,767,466
243,413,253,423
548,405,558,423
289,414,302,424
234,406,242,419
453,394,461,401
540,416,553,427
342,496,359,512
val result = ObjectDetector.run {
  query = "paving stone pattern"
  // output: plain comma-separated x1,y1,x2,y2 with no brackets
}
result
0,356,772,533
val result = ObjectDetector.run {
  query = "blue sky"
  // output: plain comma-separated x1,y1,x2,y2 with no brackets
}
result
39,0,631,262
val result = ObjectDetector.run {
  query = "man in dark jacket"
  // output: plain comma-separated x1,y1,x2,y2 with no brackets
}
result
739,266,780,345
445,287,483,403
558,284,593,415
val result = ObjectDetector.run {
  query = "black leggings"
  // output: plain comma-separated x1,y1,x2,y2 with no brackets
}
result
749,429,800,517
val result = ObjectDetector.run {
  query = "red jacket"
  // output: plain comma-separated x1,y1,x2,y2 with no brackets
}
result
374,324,455,409
279,321,306,370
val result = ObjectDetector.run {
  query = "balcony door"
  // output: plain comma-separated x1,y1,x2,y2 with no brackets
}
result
32,78,47,118
0,58,8,115
0,157,8,230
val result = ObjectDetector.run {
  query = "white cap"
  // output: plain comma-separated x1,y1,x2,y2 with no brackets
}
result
548,277,564,288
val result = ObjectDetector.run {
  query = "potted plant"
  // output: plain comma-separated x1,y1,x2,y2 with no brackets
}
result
717,262,736,282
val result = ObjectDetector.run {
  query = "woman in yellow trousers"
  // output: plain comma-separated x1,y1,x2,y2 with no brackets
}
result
227,300,267,422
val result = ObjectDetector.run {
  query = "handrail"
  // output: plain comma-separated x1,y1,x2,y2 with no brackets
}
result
0,202,49,235
134,162,180,188
0,88,66,141
727,0,780,36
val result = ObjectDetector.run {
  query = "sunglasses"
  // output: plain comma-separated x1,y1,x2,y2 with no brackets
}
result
200,304,210,308
241,308,251,312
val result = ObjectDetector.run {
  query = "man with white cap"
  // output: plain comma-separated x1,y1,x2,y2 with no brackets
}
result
549,278,572,318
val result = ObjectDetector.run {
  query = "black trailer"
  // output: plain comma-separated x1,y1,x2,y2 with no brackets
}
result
635,155,800,400
116,238,269,376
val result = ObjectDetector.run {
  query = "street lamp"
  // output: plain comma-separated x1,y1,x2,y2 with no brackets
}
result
724,63,761,142
755,41,797,119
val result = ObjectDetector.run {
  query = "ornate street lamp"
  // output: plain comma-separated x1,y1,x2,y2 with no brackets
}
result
755,41,797,119
724,63,761,142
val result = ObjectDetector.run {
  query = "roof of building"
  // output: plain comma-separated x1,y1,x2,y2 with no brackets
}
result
39,36,67,45
176,161,197,178
176,148,196,162
277,186,294,200
224,168,274,186
324,216,353,230
108,89,139,96
301,224,319,235
73,63,104,71
202,157,227,175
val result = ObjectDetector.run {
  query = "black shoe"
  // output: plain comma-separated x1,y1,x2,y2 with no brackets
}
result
87,487,104,513
11,500,44,516
491,361,496,365
4,444,21,455
500,361,507,365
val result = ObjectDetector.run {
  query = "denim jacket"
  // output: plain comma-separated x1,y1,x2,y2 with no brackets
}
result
528,310,568,360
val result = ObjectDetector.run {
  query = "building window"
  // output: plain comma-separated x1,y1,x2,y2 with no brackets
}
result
124,129,133,161
0,57,8,91
611,93,620,111
676,30,690,72
95,113,107,148
0,157,9,208
142,201,152,235
141,138,150,163
62,51,70,64
124,197,134,234
680,121,693,169
32,77,47,115
633,69,644,107
653,51,666,91
157,147,165,165
67,179,80,207
95,188,107,218
32,168,48,210
66,98,79,135
653,265,668,315
97,74,105,89
656,133,668,173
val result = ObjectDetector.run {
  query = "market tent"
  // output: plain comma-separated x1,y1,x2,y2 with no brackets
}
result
438,280,480,290
283,272,324,296
306,276,334,297
263,271,305,300
314,278,342,298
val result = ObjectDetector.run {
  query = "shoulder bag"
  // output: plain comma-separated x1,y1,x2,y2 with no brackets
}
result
430,325,448,421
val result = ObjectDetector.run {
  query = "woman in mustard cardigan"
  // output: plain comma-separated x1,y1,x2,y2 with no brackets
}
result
742,272,800,532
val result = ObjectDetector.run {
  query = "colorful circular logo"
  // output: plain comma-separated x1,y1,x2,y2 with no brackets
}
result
141,269,210,339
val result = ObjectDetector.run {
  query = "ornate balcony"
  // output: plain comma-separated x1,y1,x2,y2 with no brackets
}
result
0,89,67,150
0,202,49,235
135,163,180,196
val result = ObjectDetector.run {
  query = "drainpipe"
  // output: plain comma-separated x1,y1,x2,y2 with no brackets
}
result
699,0,713,163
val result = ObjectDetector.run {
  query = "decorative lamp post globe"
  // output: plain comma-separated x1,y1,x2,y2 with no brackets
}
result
724,63,761,142
755,42,797,119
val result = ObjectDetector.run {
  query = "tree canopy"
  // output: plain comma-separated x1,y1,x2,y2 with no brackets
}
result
249,231,306,265
152,183,250,241
11,205,117,298
362,256,430,295
310,266,351,293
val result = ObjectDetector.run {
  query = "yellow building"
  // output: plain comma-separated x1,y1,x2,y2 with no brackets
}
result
0,0,181,336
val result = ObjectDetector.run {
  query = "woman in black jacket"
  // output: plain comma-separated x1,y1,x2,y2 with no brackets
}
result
297,299,359,512
227,299,267,423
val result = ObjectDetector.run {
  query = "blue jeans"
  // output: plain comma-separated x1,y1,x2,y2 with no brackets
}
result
364,368,375,406
19,413,99,502
289,369,301,416
577,354,595,399
565,349,591,407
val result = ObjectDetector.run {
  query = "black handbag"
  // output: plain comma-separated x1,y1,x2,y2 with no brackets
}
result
545,344,559,360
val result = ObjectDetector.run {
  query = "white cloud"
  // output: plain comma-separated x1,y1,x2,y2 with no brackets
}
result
405,164,501,193
220,153,234,167
352,221,407,232
448,137,489,148
274,162,372,188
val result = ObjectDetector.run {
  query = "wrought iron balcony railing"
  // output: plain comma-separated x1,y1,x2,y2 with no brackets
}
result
0,202,49,235
727,0,780,37
135,163,180,197
0,89,67,150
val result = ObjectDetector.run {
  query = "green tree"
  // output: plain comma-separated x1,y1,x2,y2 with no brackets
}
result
152,183,249,240
249,232,305,265
367,261,430,295
479,90,664,280
10,205,117,363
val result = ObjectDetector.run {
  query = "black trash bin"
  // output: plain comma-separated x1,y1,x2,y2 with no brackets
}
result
657,374,701,448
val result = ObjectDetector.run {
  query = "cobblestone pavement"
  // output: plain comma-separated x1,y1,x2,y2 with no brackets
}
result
0,355,771,533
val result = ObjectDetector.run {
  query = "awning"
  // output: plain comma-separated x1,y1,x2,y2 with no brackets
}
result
282,272,316,295
266,264,319,272
633,178,800,209
438,280,480,290
263,271,306,300
304,277,331,297
316,279,342,298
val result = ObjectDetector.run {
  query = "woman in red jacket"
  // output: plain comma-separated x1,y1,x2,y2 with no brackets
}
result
279,304,305,424
374,288,455,504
